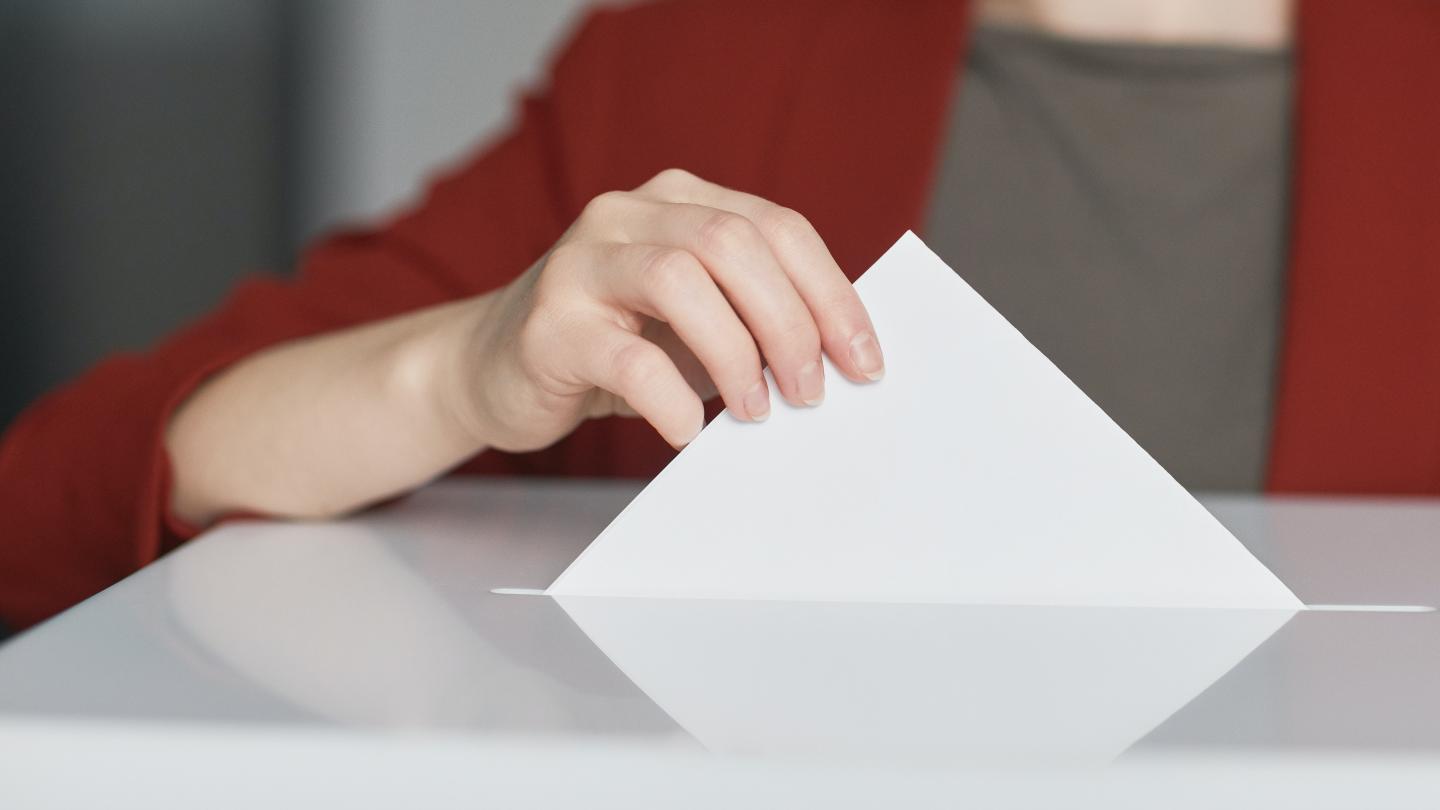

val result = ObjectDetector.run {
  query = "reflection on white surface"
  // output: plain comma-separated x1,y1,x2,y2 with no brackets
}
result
159,493,1293,763
7,482,1440,767
556,595,1294,763
165,518,688,740
168,523,559,726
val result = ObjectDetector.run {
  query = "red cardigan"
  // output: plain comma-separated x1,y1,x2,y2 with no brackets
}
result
2,0,1438,630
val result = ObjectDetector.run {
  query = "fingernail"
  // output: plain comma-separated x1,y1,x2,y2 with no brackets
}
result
678,412,704,447
849,332,885,381
796,360,824,406
744,381,770,422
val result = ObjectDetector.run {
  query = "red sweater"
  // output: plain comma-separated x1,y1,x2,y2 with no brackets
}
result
2,0,1438,630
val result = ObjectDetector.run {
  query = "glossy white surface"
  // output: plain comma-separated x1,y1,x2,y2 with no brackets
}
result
554,595,1290,763
3,480,1440,804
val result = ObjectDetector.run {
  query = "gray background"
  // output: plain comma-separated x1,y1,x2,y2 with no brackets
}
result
1,0,587,429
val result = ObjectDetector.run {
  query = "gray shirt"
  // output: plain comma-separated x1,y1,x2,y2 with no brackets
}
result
924,24,1293,492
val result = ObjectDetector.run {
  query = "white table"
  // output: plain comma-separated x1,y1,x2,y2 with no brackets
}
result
3,480,1440,807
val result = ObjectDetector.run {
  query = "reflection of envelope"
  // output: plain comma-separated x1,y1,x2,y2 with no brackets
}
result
551,233,1298,611
556,596,1293,764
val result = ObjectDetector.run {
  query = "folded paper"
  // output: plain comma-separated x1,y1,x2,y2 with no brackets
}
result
549,232,1300,610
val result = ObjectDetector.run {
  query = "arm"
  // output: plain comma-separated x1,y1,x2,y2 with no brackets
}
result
0,8,881,630
167,169,887,526
165,296,496,525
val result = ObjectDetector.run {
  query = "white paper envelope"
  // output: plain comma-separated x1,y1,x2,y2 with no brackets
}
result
550,232,1299,610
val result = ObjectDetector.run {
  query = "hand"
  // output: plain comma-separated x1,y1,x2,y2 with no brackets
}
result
456,168,886,452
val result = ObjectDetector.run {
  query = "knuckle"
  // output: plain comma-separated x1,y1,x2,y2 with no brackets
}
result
773,313,821,353
758,206,814,248
648,167,697,191
640,247,701,297
579,190,628,224
611,341,661,390
696,210,757,258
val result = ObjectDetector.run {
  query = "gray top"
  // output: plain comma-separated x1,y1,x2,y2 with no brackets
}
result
924,24,1293,491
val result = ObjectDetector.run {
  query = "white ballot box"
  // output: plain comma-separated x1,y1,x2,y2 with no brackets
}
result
2,480,1440,808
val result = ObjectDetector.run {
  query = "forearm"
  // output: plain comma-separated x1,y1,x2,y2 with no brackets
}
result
166,293,499,527
165,169,885,529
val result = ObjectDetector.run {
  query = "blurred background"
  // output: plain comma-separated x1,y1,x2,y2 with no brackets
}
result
1,0,591,429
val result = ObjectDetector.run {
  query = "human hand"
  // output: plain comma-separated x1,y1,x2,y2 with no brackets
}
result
457,168,886,451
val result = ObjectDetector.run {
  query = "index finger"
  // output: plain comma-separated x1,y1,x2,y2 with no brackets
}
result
637,169,885,383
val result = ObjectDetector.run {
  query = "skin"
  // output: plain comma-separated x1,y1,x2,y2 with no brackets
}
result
168,170,884,525
168,1,1295,527
976,0,1292,47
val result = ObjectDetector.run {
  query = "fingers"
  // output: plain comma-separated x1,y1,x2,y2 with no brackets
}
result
570,316,705,448
603,194,827,407
639,169,884,384
546,170,881,451
590,243,772,422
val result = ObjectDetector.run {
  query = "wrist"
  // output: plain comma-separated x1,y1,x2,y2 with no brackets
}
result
383,294,501,456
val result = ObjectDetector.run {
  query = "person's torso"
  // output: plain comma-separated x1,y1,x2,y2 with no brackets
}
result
924,23,1294,491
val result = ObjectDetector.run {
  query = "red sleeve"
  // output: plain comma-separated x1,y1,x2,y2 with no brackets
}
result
0,11,621,630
